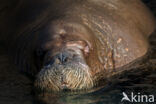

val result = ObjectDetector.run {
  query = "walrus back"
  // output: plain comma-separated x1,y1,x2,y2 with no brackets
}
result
119,0,156,37
89,0,156,37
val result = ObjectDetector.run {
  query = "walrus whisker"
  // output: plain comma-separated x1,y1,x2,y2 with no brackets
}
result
35,61,93,91
73,69,82,89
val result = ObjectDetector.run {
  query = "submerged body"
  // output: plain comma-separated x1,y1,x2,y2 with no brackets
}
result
0,0,155,91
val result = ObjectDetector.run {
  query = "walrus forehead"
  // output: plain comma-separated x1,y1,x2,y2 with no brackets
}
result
43,20,94,42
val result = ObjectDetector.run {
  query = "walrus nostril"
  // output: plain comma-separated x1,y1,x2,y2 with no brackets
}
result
57,53,69,63
44,53,70,65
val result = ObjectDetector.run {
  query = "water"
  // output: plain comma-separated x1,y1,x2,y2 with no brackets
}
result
0,1,156,104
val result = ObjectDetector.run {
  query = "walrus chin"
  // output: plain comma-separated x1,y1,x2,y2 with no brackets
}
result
34,46,94,92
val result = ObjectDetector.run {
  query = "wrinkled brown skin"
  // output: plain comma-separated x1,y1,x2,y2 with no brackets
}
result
0,0,155,91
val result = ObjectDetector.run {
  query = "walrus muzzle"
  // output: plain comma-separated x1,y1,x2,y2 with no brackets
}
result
35,46,93,92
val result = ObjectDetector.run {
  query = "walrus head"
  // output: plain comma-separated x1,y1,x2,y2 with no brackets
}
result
34,20,97,92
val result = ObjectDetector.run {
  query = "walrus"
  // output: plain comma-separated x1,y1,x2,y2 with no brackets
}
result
0,0,155,92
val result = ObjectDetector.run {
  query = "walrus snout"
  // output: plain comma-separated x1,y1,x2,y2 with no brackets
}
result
35,47,94,92
45,52,70,65
56,53,69,64
44,48,82,65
